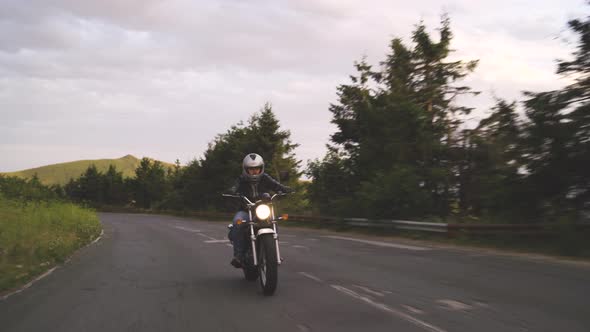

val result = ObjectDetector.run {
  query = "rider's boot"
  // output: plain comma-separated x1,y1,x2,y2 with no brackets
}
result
230,256,242,268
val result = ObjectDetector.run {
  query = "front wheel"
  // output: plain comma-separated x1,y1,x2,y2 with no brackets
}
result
258,234,278,296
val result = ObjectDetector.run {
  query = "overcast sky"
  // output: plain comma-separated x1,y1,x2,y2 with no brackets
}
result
0,0,586,172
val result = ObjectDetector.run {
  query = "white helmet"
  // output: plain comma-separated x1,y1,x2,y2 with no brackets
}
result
242,153,265,182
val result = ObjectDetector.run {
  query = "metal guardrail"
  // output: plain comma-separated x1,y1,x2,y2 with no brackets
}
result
286,214,590,235
288,214,448,233
385,220,448,233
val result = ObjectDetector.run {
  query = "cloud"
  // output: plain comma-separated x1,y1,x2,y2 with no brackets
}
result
0,0,587,171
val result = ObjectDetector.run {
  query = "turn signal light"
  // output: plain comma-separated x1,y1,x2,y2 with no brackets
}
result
281,214,289,221
236,219,243,225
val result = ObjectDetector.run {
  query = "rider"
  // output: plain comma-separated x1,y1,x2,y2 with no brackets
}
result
227,153,291,268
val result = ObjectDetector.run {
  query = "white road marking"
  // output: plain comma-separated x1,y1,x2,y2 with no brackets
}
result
322,236,429,251
91,230,104,245
173,226,201,233
292,245,309,250
204,239,230,243
172,226,221,241
297,324,311,332
403,305,425,315
306,238,319,241
331,285,446,332
2,227,105,301
296,324,310,332
298,272,323,283
436,299,473,311
196,233,216,241
353,284,385,297
1,267,58,301
226,244,233,247
474,301,490,308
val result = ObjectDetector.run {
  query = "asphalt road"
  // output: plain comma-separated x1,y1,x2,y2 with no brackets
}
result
1,213,589,332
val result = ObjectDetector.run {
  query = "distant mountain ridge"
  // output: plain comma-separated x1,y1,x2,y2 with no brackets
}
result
1,155,175,185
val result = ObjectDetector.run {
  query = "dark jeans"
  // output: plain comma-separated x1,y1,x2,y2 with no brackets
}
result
228,210,250,257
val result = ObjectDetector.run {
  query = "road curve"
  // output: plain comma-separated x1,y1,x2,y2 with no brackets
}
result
1,213,589,332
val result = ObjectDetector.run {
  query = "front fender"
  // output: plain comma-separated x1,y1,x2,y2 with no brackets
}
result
256,228,275,237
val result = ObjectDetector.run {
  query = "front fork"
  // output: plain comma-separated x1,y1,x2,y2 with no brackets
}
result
271,205,281,265
273,222,282,265
249,223,258,266
248,214,282,266
249,223,282,266
248,210,259,266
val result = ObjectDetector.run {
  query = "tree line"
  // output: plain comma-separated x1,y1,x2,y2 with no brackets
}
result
33,104,305,212
1,13,588,224
0,174,63,202
308,14,589,223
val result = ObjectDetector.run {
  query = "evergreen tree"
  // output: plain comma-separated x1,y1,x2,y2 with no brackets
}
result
246,103,300,182
0,175,59,201
182,104,302,211
309,16,478,218
132,158,168,209
75,165,104,204
459,100,524,218
177,159,205,210
103,164,126,205
159,159,185,210
307,149,357,215
521,14,590,219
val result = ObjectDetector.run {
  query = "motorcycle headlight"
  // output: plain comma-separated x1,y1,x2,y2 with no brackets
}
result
255,204,271,220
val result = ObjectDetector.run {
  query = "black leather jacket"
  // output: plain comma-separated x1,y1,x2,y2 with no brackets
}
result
229,173,290,209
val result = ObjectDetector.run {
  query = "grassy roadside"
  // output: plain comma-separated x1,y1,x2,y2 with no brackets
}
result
0,198,102,293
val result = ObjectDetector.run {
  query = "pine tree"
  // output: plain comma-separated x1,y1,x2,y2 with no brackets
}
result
181,104,302,211
67,164,104,204
522,14,590,218
459,100,524,218
132,158,167,209
309,16,478,218
246,103,300,184
103,164,126,205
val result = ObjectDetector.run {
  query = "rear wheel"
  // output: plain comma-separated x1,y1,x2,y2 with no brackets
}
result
258,234,278,296
242,248,258,281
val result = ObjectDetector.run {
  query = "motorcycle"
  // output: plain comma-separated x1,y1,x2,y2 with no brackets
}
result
223,192,288,296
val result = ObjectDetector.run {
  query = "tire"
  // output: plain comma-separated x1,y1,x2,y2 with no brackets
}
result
258,234,278,296
243,265,258,281
242,249,258,281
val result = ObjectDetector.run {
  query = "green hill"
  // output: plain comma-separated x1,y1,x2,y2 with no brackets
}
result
1,155,175,185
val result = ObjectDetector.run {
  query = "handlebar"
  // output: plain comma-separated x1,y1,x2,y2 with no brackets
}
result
222,192,292,206
271,192,290,200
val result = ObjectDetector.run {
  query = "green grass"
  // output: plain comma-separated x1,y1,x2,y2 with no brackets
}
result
0,198,102,293
1,155,175,185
